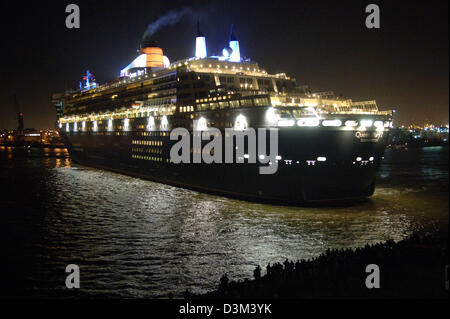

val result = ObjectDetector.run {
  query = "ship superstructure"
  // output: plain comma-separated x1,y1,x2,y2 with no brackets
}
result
55,23,393,203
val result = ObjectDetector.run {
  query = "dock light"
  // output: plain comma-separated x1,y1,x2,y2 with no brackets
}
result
356,157,362,161
123,118,129,130
265,108,279,124
108,119,113,131
345,120,358,127
66,123,70,132
297,118,320,127
360,119,373,127
369,156,374,161
234,114,247,130
93,120,98,131
74,122,78,132
317,157,327,162
322,119,342,127
82,121,86,130
59,123,62,129
277,119,295,127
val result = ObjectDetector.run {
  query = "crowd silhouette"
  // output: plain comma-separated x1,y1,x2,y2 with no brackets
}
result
189,233,448,299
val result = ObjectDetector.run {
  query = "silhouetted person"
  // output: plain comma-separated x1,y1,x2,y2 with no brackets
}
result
254,265,261,280
219,274,229,292
283,259,289,271
266,263,272,277
183,288,191,300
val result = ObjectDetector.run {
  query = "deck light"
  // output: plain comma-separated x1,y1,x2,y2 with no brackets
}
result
234,114,247,130
277,119,295,127
266,108,278,124
360,120,373,127
297,118,320,127
345,120,358,127
322,120,342,127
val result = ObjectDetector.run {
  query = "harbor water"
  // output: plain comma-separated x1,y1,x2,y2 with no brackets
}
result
0,145,448,298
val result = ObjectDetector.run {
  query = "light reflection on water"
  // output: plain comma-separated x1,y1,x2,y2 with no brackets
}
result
0,146,448,298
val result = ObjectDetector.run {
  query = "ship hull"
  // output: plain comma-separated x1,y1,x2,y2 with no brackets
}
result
61,127,389,205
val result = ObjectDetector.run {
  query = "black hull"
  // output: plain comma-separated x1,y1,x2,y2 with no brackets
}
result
61,127,389,205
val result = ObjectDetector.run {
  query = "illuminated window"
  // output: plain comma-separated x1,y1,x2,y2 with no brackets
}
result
240,99,253,107
219,101,229,109
230,100,240,108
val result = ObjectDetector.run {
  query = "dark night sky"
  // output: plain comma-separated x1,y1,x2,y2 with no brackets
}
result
0,0,448,129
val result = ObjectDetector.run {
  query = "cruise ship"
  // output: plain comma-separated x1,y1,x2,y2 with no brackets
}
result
53,23,393,204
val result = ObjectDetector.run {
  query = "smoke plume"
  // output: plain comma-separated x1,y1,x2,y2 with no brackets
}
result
142,8,193,43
